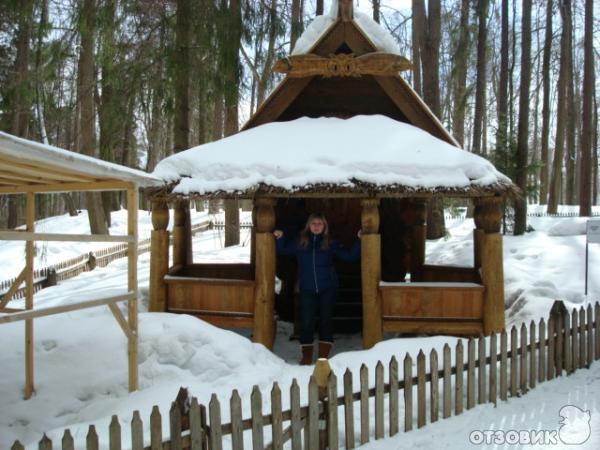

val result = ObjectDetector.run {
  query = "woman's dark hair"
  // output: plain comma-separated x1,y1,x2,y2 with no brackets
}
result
299,213,330,249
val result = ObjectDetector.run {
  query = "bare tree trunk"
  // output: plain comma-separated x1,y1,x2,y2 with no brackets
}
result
451,0,470,147
174,0,191,153
564,6,576,206
548,0,572,214
373,0,380,23
79,0,108,235
411,0,424,96
514,0,532,235
316,0,323,16
472,0,489,156
496,0,509,162
539,0,553,204
256,0,278,106
579,0,594,215
290,0,303,51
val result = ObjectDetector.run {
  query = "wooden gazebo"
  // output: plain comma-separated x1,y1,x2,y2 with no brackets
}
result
147,3,516,351
0,131,159,398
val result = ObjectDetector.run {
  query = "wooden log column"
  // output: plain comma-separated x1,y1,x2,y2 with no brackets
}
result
25,191,35,399
474,197,505,334
149,200,170,312
409,201,427,281
127,186,139,392
361,198,383,348
253,197,277,349
173,200,191,267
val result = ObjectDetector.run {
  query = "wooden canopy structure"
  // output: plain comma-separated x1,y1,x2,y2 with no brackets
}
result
0,131,160,398
147,2,515,351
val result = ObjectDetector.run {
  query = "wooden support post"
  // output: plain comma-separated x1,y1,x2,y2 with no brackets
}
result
473,198,484,270
361,198,383,349
127,186,139,392
24,191,35,399
149,201,170,312
409,201,427,281
253,197,276,349
173,201,190,267
475,197,505,335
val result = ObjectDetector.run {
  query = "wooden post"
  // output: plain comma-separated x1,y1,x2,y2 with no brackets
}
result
475,197,505,334
361,198,383,349
127,186,139,392
253,197,276,349
409,201,427,281
149,200,170,312
25,191,35,399
173,200,190,267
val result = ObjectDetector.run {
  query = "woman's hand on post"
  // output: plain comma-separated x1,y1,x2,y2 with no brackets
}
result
273,230,283,239
357,229,362,239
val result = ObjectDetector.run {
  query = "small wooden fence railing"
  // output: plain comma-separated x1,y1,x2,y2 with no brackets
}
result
0,221,211,303
11,301,600,450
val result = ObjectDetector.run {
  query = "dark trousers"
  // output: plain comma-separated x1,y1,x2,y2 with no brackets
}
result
299,288,336,345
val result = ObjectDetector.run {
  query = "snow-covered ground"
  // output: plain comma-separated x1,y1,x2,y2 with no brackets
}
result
1,207,599,448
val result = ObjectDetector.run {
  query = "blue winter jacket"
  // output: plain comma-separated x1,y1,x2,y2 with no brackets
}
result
276,233,361,293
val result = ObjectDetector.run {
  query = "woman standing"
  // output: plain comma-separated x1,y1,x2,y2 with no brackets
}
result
274,213,361,365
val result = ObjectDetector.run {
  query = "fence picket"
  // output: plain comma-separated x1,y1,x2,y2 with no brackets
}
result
587,304,594,367
327,372,339,450
564,312,572,375
510,327,518,396
11,442,24,450
230,390,244,450
375,361,384,438
271,383,283,450
455,341,464,415
538,319,546,383
170,402,183,450
477,336,486,404
39,434,52,450
572,310,579,370
150,406,162,450
547,318,555,380
307,377,319,450
594,302,600,360
467,339,475,409
251,386,264,450
520,323,528,392
489,333,497,404
417,350,426,428
500,331,507,401
443,344,451,418
404,353,413,431
529,321,536,388
209,394,223,450
343,369,355,449
389,356,399,436
109,415,122,450
130,411,143,450
290,380,301,450
429,349,439,423
579,307,586,367
360,364,369,444
189,399,205,450
86,425,99,450
555,313,563,376
62,429,74,450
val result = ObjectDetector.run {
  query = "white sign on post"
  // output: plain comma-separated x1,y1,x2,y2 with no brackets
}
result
587,219,600,244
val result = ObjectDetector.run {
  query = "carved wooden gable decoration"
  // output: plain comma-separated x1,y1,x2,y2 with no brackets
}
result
242,0,458,148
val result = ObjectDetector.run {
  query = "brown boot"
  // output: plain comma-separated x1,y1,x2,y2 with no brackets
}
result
300,345,313,365
318,341,333,359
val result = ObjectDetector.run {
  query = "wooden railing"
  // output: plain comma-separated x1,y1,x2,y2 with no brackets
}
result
0,221,211,304
11,300,600,450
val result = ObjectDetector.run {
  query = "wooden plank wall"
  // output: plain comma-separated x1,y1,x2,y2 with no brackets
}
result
11,302,600,450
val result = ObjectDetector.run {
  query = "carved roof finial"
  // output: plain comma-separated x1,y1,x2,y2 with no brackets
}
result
338,0,353,22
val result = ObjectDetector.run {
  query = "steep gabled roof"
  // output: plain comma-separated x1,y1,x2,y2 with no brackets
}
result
242,6,459,148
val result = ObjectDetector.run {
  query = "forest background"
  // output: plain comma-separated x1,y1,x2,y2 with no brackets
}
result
0,0,598,239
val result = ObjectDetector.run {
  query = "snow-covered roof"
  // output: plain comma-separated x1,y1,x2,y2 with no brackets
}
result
0,131,161,193
152,115,513,198
292,1,400,55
